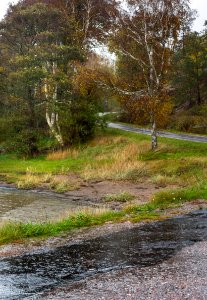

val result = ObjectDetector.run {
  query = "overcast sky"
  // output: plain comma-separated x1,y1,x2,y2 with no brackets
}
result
0,0,206,32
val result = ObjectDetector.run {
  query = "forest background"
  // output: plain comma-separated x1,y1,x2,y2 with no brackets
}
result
0,0,207,157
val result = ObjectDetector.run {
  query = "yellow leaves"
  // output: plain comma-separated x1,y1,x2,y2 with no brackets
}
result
73,63,96,96
73,55,115,97
120,92,173,128
154,96,173,128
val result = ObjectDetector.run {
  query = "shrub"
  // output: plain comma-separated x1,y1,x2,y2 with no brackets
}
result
60,97,106,145
5,128,39,158
170,105,207,134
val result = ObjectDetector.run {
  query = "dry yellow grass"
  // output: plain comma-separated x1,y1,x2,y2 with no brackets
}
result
17,175,42,189
88,135,128,147
49,176,80,193
46,148,79,160
82,142,149,181
17,167,42,189
151,174,179,186
17,173,80,192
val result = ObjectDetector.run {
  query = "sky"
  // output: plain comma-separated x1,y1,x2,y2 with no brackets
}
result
0,0,206,32
191,0,207,31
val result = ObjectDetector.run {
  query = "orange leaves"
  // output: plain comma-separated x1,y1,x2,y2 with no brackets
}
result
73,63,97,96
73,54,115,97
120,93,173,128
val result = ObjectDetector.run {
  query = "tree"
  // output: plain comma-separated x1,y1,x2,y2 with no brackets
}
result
109,0,193,149
173,32,207,107
21,0,114,46
0,0,116,152
0,2,84,149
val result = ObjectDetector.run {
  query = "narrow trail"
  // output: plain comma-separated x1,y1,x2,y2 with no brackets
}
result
108,122,207,143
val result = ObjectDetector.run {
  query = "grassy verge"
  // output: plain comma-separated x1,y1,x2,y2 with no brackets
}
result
0,210,123,245
1,127,207,244
0,186,206,245
1,127,207,189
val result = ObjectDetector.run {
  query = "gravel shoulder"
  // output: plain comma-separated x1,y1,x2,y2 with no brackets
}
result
0,202,206,300
42,240,207,300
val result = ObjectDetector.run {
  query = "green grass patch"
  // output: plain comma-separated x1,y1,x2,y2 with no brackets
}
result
104,192,135,203
0,210,124,245
0,184,207,245
152,184,207,208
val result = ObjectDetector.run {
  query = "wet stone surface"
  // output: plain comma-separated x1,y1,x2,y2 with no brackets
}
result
0,187,92,223
0,210,206,299
0,182,159,223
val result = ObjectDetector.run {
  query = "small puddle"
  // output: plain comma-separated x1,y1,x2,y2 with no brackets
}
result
0,210,206,299
0,187,90,223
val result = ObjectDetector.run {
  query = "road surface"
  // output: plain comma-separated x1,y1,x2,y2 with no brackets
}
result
108,122,207,143
0,210,207,299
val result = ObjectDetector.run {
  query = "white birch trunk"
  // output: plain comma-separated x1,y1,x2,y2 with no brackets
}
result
151,120,158,150
46,107,64,147
44,61,64,147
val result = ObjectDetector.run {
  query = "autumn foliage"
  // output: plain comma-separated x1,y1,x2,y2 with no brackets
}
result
0,0,200,155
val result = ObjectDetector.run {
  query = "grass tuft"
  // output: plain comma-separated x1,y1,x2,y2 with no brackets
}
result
0,209,123,245
46,148,79,160
49,177,80,193
104,191,135,203
151,184,207,208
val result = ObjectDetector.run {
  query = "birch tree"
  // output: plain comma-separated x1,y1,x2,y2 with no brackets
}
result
0,2,83,147
110,0,193,149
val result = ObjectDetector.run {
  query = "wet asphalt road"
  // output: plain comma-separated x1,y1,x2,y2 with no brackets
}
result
44,240,207,300
108,122,207,143
0,210,206,299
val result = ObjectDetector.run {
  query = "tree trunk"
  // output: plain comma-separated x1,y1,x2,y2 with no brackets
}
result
46,109,64,147
151,121,158,150
196,82,201,105
196,62,201,105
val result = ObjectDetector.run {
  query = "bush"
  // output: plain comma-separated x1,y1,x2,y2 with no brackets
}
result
60,97,106,145
170,105,207,133
5,128,40,158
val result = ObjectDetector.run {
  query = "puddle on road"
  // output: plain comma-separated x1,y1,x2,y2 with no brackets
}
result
0,210,206,299
0,187,90,223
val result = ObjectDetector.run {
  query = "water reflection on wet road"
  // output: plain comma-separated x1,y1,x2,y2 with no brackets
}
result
0,210,206,299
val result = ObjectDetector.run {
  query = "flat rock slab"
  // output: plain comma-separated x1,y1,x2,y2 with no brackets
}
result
0,182,165,223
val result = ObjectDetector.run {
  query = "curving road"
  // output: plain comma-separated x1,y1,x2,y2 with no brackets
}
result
108,122,207,143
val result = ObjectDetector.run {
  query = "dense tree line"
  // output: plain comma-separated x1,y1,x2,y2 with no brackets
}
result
1,0,206,155
0,0,113,156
